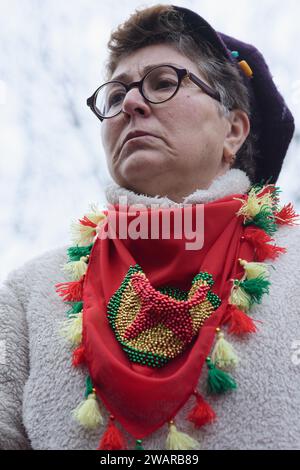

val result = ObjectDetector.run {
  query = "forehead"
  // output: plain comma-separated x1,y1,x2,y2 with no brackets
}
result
111,43,202,81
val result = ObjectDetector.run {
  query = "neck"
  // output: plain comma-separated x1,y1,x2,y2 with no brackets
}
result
105,169,251,207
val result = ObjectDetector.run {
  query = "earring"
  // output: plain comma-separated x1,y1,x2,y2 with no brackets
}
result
229,154,236,166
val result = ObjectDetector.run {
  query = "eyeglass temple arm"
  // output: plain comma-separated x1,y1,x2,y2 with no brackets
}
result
87,95,104,122
187,72,221,102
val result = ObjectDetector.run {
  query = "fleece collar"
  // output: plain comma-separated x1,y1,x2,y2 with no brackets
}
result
104,169,251,207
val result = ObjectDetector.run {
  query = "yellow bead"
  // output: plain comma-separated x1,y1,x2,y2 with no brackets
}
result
238,60,253,78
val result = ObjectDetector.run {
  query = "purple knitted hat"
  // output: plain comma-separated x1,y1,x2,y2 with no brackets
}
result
173,5,295,184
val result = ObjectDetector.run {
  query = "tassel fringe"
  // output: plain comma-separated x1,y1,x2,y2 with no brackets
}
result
70,205,106,246
223,304,257,335
98,418,127,450
55,278,84,302
275,203,299,226
166,422,200,450
72,344,86,366
72,391,103,429
206,357,237,394
230,283,252,311
66,301,83,318
211,330,239,369
236,188,274,219
60,312,83,347
239,276,270,304
67,244,93,262
63,257,88,281
243,228,286,261
187,393,216,428
239,259,269,279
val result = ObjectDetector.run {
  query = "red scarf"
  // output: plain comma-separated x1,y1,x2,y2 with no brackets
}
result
82,195,254,439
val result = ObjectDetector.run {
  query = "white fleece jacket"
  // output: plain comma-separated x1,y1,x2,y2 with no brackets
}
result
0,169,299,450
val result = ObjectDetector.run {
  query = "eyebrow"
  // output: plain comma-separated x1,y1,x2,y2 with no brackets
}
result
111,62,182,82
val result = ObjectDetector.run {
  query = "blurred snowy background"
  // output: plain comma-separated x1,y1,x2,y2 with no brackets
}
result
0,0,299,283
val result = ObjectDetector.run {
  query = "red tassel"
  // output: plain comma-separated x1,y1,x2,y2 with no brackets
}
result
97,417,127,450
275,203,299,226
55,278,84,302
187,392,216,428
72,345,86,367
258,184,278,199
222,304,257,335
244,227,286,261
79,215,97,228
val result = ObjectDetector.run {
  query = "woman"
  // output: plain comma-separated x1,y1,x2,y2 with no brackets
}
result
0,4,299,450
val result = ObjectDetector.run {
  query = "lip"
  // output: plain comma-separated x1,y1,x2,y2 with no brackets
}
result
122,130,158,149
124,135,157,147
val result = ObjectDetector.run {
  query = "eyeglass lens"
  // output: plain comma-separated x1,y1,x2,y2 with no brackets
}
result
95,65,179,118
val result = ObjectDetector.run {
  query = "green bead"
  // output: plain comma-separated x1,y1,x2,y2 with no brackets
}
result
135,439,144,450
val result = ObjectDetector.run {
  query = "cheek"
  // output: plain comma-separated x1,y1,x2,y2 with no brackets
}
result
190,100,225,143
100,124,108,151
101,122,117,155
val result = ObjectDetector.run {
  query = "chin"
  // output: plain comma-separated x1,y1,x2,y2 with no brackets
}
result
117,149,164,180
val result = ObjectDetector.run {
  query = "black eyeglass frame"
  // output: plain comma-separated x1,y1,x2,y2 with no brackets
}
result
86,64,221,122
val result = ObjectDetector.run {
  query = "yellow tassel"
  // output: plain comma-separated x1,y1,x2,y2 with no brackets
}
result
70,205,106,246
235,189,273,220
211,329,239,369
63,256,88,281
230,284,252,311
70,221,97,246
165,422,200,450
239,259,269,280
72,392,104,429
60,312,83,347
85,203,106,226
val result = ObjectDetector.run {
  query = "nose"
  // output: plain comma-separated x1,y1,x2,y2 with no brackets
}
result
121,86,151,118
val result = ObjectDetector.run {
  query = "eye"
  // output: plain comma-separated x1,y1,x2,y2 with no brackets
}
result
155,79,177,90
108,91,126,109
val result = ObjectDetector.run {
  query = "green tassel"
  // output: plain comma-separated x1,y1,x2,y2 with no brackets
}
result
245,208,277,235
135,439,144,450
67,244,93,262
251,182,265,194
66,301,83,318
239,276,270,304
206,357,237,394
85,375,94,398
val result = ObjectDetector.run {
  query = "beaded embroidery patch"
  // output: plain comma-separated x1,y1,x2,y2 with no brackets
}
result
107,264,221,368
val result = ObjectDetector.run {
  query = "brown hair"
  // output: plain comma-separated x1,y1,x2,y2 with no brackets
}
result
104,4,259,181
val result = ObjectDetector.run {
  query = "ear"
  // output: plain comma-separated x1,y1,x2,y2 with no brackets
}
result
222,110,250,163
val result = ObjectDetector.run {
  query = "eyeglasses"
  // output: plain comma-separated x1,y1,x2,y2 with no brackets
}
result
86,64,221,121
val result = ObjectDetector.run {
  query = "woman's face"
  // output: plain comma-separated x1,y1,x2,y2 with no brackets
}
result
101,43,249,201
